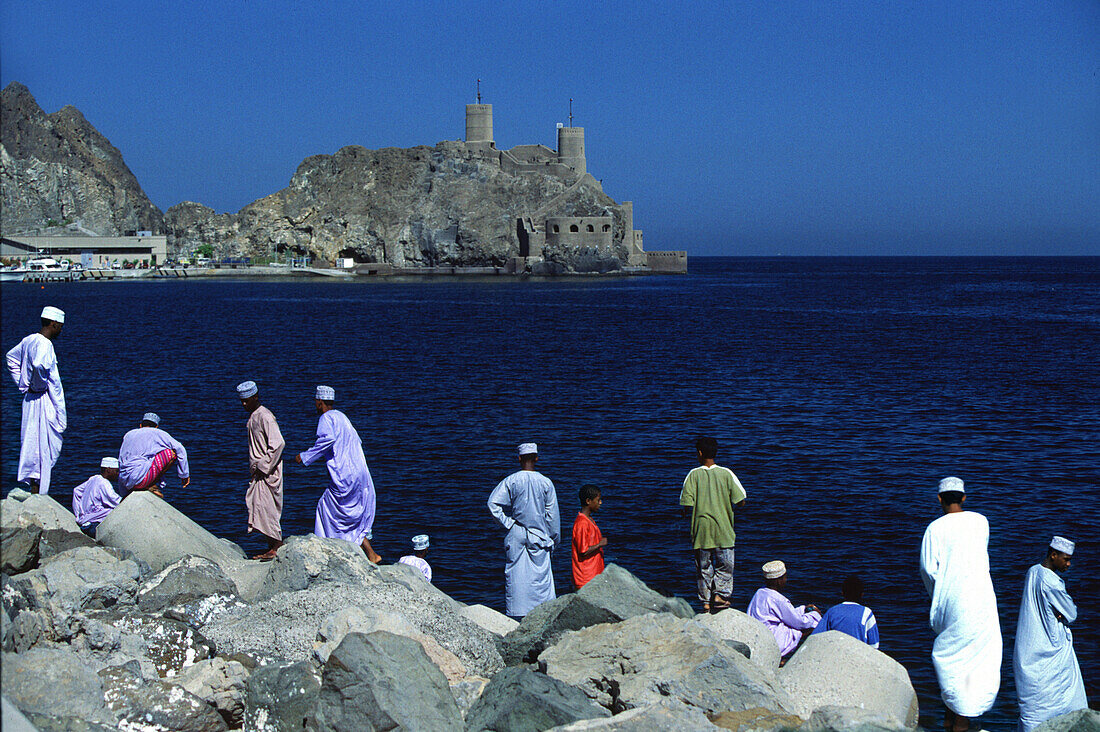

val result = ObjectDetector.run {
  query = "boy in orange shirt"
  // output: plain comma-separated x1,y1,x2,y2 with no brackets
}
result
572,484,608,589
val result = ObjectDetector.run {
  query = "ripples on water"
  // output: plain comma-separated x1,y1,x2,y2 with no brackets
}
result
2,256,1097,727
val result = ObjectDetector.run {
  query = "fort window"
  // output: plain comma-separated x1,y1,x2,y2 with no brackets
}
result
586,225,594,232
603,225,610,232
553,225,560,233
569,224,579,232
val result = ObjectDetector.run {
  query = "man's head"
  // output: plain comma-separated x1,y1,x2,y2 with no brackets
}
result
518,442,538,468
412,534,429,557
695,436,717,462
140,412,160,428
1045,536,1075,573
841,574,864,602
579,484,602,512
237,381,260,412
315,385,335,414
39,306,65,340
100,456,119,481
763,560,787,589
937,476,965,511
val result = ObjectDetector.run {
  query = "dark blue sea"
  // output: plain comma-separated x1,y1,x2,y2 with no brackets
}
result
3,257,1098,728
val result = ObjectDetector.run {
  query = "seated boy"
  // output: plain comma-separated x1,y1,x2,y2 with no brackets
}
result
813,574,880,648
397,534,432,582
747,560,821,661
72,457,123,534
572,484,607,589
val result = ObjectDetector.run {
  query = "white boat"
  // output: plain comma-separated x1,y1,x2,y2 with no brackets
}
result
0,258,71,282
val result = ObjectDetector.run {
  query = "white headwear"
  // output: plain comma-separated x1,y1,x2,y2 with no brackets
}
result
937,476,965,494
142,412,160,426
237,381,258,399
762,560,786,579
41,306,65,323
1050,536,1075,556
412,534,430,551
518,443,538,456
316,385,335,401
100,457,119,469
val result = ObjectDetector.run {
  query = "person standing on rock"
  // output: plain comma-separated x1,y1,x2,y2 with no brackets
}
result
679,436,746,612
487,442,561,618
5,306,67,494
1013,536,1087,732
919,477,1002,732
295,385,381,563
117,412,190,497
238,381,285,561
71,457,122,532
747,560,821,660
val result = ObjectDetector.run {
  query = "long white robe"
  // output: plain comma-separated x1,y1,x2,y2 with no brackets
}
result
920,511,1002,717
6,333,66,494
300,409,375,544
488,469,560,617
1013,564,1087,732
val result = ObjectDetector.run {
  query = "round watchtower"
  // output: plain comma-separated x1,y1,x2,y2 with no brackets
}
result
465,104,494,144
557,126,586,175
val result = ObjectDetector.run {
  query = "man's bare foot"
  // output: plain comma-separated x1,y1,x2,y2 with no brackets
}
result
150,487,165,498
252,549,278,561
367,552,382,564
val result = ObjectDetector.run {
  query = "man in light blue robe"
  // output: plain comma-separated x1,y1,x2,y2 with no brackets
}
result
1013,536,1087,732
487,442,560,618
295,385,380,563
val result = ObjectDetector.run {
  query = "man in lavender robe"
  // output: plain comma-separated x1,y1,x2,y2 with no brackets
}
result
295,385,380,563
118,413,190,496
238,381,285,560
747,560,822,660
72,457,122,530
6,306,67,494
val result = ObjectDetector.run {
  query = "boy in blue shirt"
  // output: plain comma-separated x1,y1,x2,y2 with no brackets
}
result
813,574,879,649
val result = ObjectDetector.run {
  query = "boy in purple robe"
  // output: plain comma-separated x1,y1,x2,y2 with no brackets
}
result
117,413,190,496
72,457,123,530
295,385,381,563
747,560,821,661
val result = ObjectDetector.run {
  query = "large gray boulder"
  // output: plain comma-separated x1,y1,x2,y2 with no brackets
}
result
176,657,250,727
779,631,917,728
693,609,782,674
255,534,380,600
106,614,216,678
1,522,41,575
463,667,610,732
461,604,519,637
539,614,796,716
545,699,719,731
136,555,239,613
99,663,227,732
244,660,321,732
1,494,82,533
0,646,114,723
311,631,463,732
501,595,619,665
1035,709,1100,732
95,491,245,573
576,564,694,620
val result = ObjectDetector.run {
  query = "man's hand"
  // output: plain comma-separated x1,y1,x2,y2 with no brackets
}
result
598,538,609,548
806,604,820,614
295,454,303,464
180,477,190,489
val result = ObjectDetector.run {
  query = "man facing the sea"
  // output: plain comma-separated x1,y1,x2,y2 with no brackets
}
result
238,380,285,561
5,306,67,494
118,412,190,496
919,477,1002,732
296,385,381,563
488,442,560,618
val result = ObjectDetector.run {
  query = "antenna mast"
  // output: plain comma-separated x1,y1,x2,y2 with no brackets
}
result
477,79,481,104
568,98,573,127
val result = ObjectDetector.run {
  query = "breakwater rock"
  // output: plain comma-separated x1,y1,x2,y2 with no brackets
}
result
1,490,921,730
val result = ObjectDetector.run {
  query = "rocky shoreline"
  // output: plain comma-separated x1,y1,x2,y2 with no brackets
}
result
2,491,1094,732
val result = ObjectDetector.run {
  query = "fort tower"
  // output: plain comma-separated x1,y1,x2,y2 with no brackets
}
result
465,104,494,145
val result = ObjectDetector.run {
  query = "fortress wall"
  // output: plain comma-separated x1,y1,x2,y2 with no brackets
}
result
545,216,614,250
646,250,687,273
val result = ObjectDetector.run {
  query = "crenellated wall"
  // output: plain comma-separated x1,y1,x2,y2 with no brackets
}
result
544,216,613,250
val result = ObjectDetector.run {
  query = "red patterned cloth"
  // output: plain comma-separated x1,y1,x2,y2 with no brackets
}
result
132,448,177,490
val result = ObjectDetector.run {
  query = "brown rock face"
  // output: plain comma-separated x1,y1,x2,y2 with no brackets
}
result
0,81,163,235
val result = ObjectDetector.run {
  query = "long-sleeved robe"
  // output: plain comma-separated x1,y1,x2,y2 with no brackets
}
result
300,409,375,544
747,587,822,655
487,469,560,617
246,405,284,540
71,474,122,525
919,511,1002,717
1013,564,1087,732
6,333,66,494
118,426,190,492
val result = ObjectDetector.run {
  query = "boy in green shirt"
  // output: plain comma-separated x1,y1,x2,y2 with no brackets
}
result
680,436,747,612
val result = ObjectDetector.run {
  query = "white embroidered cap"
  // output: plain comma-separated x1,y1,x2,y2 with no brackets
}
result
1050,536,1075,555
236,381,258,398
41,306,65,323
142,412,160,426
100,457,119,469
762,560,786,579
412,534,430,551
316,385,335,401
518,443,538,456
937,476,965,494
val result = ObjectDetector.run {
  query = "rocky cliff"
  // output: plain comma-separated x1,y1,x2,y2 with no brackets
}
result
0,82,163,236
165,142,631,271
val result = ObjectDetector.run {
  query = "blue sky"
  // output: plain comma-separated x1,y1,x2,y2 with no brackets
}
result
2,1,1098,255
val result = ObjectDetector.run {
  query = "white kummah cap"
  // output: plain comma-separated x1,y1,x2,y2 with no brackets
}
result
41,306,65,323
412,534,430,551
937,476,965,494
762,560,786,579
316,385,335,401
1050,536,1075,556
236,381,258,399
518,443,538,456
100,457,119,469
142,412,160,426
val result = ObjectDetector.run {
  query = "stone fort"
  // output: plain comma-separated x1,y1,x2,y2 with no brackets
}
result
460,101,686,273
